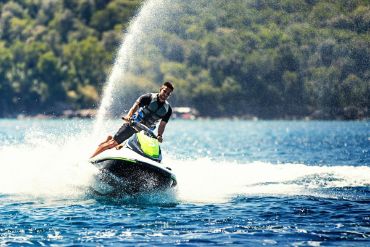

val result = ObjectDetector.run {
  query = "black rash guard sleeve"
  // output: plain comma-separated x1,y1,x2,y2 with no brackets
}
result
161,106,172,123
137,93,152,107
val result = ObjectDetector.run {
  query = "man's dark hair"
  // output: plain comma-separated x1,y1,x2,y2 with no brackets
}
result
163,81,174,91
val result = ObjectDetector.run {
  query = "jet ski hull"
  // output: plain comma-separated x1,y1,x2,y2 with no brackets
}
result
91,158,177,196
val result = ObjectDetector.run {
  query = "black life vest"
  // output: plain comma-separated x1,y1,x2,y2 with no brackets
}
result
136,93,170,129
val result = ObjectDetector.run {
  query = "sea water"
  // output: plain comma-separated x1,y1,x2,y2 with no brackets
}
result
0,119,369,246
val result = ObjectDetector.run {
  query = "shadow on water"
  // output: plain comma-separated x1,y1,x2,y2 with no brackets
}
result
316,186,370,202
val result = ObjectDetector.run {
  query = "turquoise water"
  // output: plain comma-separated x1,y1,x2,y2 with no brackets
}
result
0,119,369,246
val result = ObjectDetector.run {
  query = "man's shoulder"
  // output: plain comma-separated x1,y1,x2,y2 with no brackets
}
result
137,93,152,106
142,92,153,98
138,93,152,100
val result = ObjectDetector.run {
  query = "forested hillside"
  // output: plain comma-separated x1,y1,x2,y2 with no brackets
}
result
0,0,369,119
0,0,142,116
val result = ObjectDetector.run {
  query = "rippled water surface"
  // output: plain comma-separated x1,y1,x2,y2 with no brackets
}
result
0,119,369,246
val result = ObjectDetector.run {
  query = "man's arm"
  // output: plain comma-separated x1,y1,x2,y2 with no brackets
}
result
157,106,172,142
122,101,140,121
123,93,152,121
157,120,167,143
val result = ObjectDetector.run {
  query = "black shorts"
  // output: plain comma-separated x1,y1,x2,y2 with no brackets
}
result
113,123,137,144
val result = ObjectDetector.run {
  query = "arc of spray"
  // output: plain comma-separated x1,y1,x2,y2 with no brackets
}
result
93,0,166,135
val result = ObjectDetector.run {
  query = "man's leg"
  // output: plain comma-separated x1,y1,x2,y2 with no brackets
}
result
90,123,136,159
90,138,118,158
99,135,112,146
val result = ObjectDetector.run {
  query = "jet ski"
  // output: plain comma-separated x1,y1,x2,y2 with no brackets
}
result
89,121,177,196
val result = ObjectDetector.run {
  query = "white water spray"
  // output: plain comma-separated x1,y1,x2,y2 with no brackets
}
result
0,126,97,198
168,158,370,203
93,0,211,136
93,0,168,135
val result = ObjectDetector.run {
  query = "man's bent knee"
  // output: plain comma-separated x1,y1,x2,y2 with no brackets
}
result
107,139,119,149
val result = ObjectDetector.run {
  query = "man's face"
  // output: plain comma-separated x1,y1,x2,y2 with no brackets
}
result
158,86,172,102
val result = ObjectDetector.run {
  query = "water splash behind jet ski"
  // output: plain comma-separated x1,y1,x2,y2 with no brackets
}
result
89,121,177,196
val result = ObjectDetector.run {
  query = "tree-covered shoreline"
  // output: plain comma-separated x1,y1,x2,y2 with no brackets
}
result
0,0,143,117
0,0,369,120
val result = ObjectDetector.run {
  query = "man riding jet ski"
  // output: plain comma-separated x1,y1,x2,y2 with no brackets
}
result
90,81,174,158
89,81,176,195
90,120,177,195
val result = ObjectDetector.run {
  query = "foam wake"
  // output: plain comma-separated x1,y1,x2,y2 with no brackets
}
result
166,157,370,203
0,135,369,204
0,130,97,199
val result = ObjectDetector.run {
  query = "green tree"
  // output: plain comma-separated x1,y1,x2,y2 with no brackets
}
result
63,36,110,107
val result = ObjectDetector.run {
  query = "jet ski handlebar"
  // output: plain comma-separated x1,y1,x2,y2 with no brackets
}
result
128,120,157,139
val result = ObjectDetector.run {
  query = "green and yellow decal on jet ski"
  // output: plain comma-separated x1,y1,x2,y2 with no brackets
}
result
137,131,160,159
